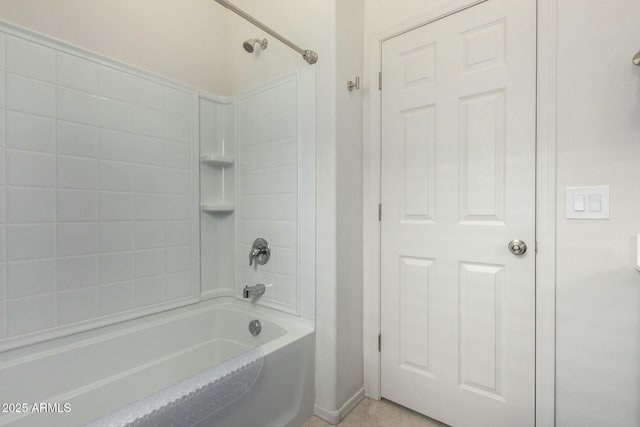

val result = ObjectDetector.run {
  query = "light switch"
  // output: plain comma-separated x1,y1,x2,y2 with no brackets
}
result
566,186,610,219
573,194,585,212
589,194,602,212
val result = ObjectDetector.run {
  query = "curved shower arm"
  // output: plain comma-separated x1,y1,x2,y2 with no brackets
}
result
213,0,318,65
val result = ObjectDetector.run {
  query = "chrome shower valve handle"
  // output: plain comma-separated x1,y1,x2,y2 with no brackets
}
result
249,238,270,266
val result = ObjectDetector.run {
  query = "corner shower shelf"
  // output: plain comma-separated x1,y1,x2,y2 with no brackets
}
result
200,155,235,167
201,202,235,213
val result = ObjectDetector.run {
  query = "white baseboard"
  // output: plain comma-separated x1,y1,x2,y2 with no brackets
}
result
339,387,366,420
313,404,340,425
314,388,366,425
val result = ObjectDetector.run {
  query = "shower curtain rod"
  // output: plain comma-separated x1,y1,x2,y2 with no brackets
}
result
213,0,318,64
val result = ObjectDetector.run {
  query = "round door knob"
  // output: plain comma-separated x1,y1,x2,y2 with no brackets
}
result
508,240,527,256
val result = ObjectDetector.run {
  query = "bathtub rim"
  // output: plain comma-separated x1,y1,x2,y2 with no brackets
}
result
0,297,314,367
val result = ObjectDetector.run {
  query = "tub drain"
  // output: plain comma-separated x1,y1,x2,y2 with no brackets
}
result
249,319,262,336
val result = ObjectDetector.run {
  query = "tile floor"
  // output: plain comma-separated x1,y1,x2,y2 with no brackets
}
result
301,398,448,427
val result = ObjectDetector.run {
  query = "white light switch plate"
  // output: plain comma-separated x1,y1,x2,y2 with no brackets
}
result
566,186,610,219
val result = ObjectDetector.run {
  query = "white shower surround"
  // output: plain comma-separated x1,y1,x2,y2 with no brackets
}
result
0,21,201,352
0,18,317,427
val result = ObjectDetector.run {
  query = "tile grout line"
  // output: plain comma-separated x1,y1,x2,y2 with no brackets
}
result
53,49,59,327
2,38,7,337
95,66,102,318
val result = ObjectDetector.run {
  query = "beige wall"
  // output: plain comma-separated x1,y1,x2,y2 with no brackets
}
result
336,0,364,410
0,0,230,94
556,1,640,425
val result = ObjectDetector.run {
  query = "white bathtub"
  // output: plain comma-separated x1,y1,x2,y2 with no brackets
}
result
0,299,315,427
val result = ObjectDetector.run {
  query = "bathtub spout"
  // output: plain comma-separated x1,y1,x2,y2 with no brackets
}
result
243,283,266,299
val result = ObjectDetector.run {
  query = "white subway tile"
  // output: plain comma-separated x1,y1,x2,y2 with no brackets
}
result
57,223,98,257
57,121,99,158
164,195,189,220
134,106,163,138
99,281,134,315
256,221,275,244
164,221,190,247
163,168,190,195
0,72,5,109
57,87,98,126
276,248,296,276
7,150,56,187
57,287,98,325
57,190,98,222
131,135,164,166
6,224,55,261
57,156,98,190
7,293,56,336
7,259,55,298
7,187,56,223
263,274,296,306
163,114,190,143
0,149,5,184
57,52,98,93
164,142,190,169
242,166,296,195
99,98,134,132
134,194,164,221
6,111,55,153
272,194,297,221
99,129,136,163
99,252,133,284
99,222,133,252
0,186,5,224
164,271,191,300
240,220,259,245
132,165,164,193
164,246,190,273
6,74,55,117
274,81,297,112
134,78,163,110
99,66,135,103
0,303,5,338
0,111,6,146
134,275,164,306
58,255,97,290
238,122,257,146
6,36,55,82
163,87,191,117
0,263,5,301
135,249,164,278
0,228,5,260
274,222,296,249
99,161,131,192
0,35,5,70
135,221,164,249
99,192,132,221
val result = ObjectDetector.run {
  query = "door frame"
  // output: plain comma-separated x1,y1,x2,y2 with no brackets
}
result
362,1,558,426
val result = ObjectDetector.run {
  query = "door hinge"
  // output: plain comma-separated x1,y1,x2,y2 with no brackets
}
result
378,334,382,352
378,71,382,90
535,240,539,254
378,203,382,221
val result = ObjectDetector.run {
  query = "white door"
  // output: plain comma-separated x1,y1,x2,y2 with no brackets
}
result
380,1,536,426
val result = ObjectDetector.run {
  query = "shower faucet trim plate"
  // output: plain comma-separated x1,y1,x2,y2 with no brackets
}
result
249,238,270,266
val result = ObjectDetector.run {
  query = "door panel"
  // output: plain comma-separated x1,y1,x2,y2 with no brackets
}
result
380,1,536,426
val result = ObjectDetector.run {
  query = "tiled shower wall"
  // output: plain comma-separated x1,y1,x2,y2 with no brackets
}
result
237,75,300,314
0,28,198,345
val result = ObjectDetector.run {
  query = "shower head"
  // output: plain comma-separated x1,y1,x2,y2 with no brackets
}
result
243,38,268,53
